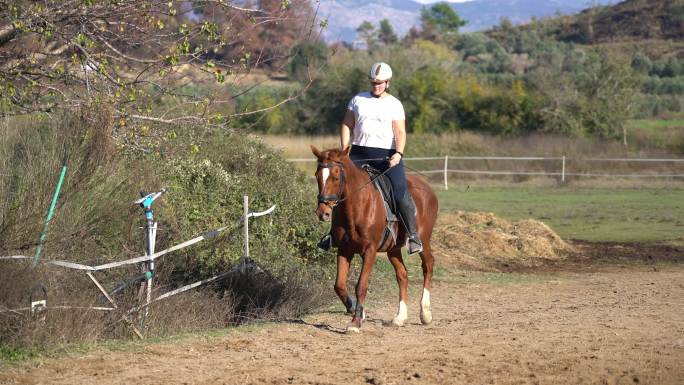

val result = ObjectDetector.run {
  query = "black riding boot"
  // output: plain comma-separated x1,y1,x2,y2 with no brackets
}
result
317,232,333,251
396,191,423,255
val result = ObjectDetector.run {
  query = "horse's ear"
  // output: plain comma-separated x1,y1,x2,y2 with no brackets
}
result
311,145,322,159
341,146,351,157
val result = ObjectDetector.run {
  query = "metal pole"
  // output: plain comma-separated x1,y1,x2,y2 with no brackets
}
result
243,195,249,258
562,156,566,184
443,155,449,190
144,219,155,325
34,164,68,267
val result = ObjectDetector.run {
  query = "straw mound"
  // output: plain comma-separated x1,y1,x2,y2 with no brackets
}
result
432,211,574,271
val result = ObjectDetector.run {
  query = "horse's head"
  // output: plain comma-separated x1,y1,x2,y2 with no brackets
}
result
311,145,351,222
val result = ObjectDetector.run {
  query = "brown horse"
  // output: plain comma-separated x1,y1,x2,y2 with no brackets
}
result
311,146,438,332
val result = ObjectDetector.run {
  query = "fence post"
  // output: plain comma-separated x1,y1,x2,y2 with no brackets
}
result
34,164,68,267
443,155,449,190
243,195,250,258
561,156,566,184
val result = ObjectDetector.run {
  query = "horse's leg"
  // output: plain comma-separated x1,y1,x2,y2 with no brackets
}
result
388,248,409,327
419,240,435,325
347,247,377,333
334,253,355,313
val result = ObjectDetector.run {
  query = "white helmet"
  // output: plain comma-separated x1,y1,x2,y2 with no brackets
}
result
368,62,392,82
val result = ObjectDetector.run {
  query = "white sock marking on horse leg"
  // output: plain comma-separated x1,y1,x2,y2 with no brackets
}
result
420,288,432,325
392,300,408,327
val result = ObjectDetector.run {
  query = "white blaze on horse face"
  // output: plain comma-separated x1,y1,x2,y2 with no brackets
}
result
321,167,330,189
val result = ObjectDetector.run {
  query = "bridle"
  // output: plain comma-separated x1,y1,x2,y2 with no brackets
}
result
316,160,347,207
316,156,400,208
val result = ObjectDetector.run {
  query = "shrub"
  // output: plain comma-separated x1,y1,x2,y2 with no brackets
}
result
0,110,333,352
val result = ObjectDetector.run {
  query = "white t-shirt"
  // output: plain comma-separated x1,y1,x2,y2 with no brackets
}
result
347,92,405,149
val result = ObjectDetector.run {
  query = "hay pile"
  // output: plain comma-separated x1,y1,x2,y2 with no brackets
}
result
431,211,574,271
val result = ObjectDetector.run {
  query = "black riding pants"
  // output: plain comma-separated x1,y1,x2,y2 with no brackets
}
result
349,145,408,202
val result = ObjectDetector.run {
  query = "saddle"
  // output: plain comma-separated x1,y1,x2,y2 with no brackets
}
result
361,165,400,250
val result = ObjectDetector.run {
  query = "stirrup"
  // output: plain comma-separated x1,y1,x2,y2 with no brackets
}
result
317,234,333,251
407,237,423,255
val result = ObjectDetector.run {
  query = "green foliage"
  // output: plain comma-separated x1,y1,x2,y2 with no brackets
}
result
632,94,683,118
528,48,639,138
158,131,329,277
0,345,40,362
287,41,330,81
650,57,684,78
630,52,652,74
356,20,377,49
233,88,290,134
400,66,459,134
378,19,398,45
420,2,466,40
0,104,144,258
0,109,334,350
292,64,368,134
642,76,684,95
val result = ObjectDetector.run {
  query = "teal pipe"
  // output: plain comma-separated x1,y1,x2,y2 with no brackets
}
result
33,165,68,267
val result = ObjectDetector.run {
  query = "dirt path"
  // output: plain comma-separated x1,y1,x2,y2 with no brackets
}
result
1,263,683,385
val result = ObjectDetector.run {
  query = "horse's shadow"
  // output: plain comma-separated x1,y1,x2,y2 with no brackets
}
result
284,317,347,335
284,313,396,335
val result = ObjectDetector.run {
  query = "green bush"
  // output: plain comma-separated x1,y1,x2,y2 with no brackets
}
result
1,109,334,351
157,131,330,277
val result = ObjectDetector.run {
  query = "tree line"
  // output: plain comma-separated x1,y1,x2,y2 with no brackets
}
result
237,2,682,141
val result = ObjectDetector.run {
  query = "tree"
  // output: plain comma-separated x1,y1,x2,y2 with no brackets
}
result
529,48,639,142
356,20,377,50
287,41,329,80
0,0,320,147
378,19,398,45
420,2,466,42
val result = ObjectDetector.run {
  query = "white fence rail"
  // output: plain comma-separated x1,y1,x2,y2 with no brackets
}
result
289,155,684,189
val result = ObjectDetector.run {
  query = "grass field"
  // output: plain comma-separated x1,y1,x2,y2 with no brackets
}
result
625,118,684,130
436,186,684,243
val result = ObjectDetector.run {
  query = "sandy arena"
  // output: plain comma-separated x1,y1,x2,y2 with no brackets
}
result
1,214,682,385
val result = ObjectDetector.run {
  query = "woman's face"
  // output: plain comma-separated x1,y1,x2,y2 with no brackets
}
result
370,80,388,96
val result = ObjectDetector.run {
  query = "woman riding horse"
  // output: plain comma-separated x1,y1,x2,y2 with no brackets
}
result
318,62,423,255
312,63,438,332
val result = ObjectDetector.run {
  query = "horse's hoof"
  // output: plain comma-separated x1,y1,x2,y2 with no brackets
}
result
420,311,433,325
346,325,361,333
391,317,406,327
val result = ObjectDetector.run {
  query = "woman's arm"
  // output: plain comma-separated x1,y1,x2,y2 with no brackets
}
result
340,109,355,149
389,119,406,167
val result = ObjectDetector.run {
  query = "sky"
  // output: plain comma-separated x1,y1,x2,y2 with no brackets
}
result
412,0,473,3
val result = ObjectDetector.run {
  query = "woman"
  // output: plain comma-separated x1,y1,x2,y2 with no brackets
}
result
319,62,422,255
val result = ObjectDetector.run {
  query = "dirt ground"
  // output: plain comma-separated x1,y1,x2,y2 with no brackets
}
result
1,241,683,385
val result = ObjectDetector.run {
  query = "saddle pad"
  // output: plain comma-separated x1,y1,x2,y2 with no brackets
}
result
361,165,399,249
362,165,398,222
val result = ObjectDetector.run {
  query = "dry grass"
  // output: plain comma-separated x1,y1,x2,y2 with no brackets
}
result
0,257,327,352
265,131,684,188
257,134,339,159
261,131,683,159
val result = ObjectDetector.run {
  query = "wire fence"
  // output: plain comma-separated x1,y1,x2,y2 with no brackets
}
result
289,155,684,189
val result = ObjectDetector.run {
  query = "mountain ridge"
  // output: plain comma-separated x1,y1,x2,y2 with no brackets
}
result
317,0,621,42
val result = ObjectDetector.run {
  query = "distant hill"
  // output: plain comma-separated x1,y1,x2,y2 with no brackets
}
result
316,0,620,42
549,0,684,43
485,0,684,59
451,0,618,32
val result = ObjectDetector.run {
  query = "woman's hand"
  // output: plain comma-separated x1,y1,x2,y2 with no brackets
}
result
388,152,402,168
